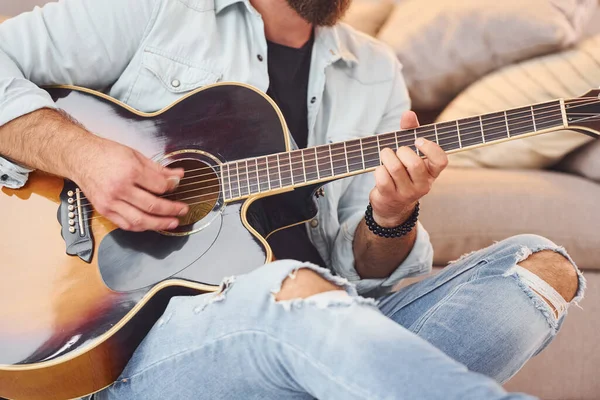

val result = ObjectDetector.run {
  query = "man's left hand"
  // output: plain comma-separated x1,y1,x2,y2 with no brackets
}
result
369,111,448,227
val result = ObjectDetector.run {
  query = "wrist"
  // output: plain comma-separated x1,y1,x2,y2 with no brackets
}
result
365,202,420,239
371,202,418,228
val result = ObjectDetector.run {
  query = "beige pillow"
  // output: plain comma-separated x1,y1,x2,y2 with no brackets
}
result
377,0,597,109
342,0,394,37
439,34,600,169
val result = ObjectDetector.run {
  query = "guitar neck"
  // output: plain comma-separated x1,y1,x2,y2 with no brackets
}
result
221,99,566,201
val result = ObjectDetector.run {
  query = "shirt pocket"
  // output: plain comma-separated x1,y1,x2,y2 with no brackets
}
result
130,49,223,111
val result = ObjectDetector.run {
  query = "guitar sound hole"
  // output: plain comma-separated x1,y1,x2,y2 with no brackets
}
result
163,159,221,227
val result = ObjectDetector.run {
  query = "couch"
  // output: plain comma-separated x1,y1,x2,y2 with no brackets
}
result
347,2,600,399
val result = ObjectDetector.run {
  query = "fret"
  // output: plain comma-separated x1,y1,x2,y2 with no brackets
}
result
316,145,333,178
330,142,347,176
345,138,363,173
395,130,399,150
343,142,350,173
533,101,563,131
290,152,304,184
220,165,228,200
504,111,511,138
265,156,271,190
479,116,485,143
434,123,440,145
376,136,381,165
360,137,366,170
288,152,294,185
267,155,280,188
247,158,259,194
378,133,396,152
314,147,320,180
507,106,534,137
303,148,319,182
230,162,241,199
456,117,482,148
531,106,537,132
279,153,293,187
245,160,250,195
300,150,307,182
481,111,505,142
226,163,232,200
362,136,381,169
415,125,437,146
414,129,420,155
255,158,262,193
257,157,269,192
276,154,282,188
455,121,462,148
328,144,335,176
436,121,460,151
236,161,248,197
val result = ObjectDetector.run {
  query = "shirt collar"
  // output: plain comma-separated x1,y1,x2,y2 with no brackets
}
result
315,25,358,67
214,0,246,14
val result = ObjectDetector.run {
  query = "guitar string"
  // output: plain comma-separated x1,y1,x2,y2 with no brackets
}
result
76,97,597,208
76,102,574,206
75,98,600,208
76,108,573,210
169,98,595,180
78,110,567,207
86,97,593,193
78,112,600,225
74,110,576,219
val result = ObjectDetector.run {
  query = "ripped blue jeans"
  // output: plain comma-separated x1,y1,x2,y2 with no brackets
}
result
96,234,585,400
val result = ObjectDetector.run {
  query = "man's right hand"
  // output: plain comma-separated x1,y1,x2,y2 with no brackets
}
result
72,137,190,232
0,109,189,232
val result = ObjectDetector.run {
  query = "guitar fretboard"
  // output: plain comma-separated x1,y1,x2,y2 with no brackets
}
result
220,100,565,201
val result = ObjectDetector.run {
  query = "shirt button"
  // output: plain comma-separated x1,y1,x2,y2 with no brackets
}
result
257,54,263,62
0,174,7,181
310,97,317,104
171,79,181,88
310,219,319,228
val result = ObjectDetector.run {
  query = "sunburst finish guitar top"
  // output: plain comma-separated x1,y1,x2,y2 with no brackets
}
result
0,83,599,400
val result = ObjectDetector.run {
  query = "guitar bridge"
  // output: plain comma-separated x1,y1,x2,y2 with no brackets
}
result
57,180,94,263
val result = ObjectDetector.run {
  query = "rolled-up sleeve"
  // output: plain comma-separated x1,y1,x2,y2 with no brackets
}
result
329,59,434,297
0,0,159,187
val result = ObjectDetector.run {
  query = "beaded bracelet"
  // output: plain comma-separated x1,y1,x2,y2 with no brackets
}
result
365,202,420,238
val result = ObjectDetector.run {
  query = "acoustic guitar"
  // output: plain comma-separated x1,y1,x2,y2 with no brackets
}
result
0,83,599,400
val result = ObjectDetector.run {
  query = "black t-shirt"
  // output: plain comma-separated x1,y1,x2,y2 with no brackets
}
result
264,34,326,266
266,35,313,149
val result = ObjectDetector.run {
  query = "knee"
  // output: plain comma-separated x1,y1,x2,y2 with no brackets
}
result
518,249,579,303
275,269,345,301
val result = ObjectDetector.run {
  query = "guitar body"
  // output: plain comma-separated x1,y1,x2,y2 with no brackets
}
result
0,83,319,400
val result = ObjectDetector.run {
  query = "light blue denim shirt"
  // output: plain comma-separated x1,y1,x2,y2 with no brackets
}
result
0,0,433,296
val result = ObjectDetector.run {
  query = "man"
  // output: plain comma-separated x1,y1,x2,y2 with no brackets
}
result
0,0,584,398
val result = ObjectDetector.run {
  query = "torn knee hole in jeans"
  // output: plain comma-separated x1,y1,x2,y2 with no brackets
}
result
504,246,585,325
270,265,377,311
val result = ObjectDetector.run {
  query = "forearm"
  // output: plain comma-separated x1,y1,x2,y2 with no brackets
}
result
0,108,93,180
353,205,418,279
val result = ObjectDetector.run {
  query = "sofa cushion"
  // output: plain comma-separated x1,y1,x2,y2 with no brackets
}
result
555,138,600,182
420,167,600,270
377,0,596,109
342,0,394,37
439,34,600,169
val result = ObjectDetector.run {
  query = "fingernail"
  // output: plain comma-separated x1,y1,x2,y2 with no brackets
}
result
168,220,178,230
167,176,180,190
179,207,188,216
416,138,425,147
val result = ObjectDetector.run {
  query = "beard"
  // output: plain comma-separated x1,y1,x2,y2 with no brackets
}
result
285,0,352,26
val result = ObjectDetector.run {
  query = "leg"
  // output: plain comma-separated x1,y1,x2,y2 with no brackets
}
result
378,234,585,383
96,260,534,400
